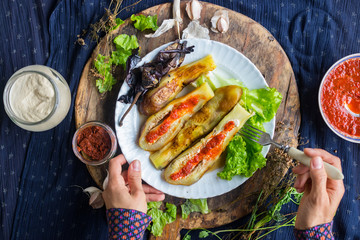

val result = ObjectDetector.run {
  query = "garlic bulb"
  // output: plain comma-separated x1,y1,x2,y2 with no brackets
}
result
186,0,202,21
211,10,230,33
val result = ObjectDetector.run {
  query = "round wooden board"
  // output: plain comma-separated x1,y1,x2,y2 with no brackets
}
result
74,2,300,239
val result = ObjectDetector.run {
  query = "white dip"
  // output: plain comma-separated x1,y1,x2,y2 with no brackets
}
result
9,73,56,122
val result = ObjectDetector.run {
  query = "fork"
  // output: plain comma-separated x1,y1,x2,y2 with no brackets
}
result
240,123,344,180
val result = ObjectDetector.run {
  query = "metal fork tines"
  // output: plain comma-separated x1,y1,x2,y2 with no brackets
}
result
240,123,284,150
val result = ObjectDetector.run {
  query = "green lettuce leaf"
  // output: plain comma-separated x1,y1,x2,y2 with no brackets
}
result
110,48,132,66
243,87,282,122
147,201,177,237
200,73,282,179
131,14,159,31
181,199,210,219
93,34,139,93
93,54,116,93
113,34,139,51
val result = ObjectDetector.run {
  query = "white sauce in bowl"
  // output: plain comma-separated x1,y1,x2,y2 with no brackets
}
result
9,73,56,122
3,65,71,132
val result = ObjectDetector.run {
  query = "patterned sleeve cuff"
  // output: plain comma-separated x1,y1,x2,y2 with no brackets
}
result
106,208,152,240
294,221,334,240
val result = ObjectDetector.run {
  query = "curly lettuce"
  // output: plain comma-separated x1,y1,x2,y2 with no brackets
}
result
93,34,139,93
147,201,177,237
131,14,159,31
181,199,210,219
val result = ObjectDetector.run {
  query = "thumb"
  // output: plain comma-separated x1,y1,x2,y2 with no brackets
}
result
127,160,144,196
309,156,327,195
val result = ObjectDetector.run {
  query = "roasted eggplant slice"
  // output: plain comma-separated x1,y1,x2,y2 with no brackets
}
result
163,104,252,185
150,85,243,169
139,55,216,116
139,83,214,151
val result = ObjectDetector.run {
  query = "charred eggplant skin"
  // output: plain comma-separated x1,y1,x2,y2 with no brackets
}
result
163,104,252,186
150,85,243,169
139,55,216,116
139,83,214,152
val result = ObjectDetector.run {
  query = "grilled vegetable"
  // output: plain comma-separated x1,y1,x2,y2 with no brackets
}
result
150,85,243,169
118,41,194,126
163,104,252,185
139,55,216,116
139,83,214,151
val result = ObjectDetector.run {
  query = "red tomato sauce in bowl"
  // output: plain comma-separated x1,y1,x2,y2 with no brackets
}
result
320,55,360,141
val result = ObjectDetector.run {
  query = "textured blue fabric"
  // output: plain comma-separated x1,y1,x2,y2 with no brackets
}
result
0,0,359,240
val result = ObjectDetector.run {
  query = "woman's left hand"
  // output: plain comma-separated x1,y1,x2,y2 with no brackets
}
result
102,154,165,213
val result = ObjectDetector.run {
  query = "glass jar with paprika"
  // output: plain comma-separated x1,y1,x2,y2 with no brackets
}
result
72,121,117,166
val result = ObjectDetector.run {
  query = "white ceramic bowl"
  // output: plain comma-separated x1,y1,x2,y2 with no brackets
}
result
318,53,360,143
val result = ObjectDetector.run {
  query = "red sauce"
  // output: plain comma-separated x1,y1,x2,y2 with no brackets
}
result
321,58,360,137
146,96,200,144
170,121,236,181
77,126,111,161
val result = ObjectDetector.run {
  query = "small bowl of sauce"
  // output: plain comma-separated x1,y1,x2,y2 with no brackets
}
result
72,121,117,166
319,53,360,143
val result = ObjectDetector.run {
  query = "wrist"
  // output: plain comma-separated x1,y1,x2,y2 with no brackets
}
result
295,217,334,230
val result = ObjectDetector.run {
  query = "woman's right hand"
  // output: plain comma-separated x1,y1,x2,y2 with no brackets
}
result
292,148,345,230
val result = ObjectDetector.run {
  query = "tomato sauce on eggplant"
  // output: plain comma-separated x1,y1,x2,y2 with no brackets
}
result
145,96,200,144
170,121,236,181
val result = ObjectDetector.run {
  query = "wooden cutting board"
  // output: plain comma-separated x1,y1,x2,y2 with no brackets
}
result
74,2,300,239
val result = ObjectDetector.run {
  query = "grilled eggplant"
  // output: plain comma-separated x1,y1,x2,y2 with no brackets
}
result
150,85,243,169
139,83,214,151
163,104,252,185
139,55,216,116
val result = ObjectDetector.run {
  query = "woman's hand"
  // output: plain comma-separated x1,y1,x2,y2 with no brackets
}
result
292,148,345,230
102,155,165,213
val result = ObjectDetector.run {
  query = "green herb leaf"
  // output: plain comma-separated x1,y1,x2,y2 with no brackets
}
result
131,14,159,31
199,230,210,238
147,201,177,237
181,199,209,219
183,235,192,240
112,18,124,31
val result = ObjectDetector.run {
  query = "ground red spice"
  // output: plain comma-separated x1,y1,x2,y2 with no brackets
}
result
77,126,111,161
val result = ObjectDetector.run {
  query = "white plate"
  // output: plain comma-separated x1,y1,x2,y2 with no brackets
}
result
114,39,274,199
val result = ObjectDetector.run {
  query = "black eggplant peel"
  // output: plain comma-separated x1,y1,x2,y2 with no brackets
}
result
118,40,194,126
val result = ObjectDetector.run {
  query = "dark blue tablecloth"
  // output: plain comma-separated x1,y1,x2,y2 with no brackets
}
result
0,0,359,239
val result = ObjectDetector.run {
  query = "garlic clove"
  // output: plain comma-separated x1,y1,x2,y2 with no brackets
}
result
89,191,105,209
145,19,175,38
217,16,229,33
102,170,109,190
83,186,102,196
186,0,202,21
210,10,230,33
